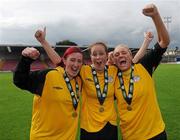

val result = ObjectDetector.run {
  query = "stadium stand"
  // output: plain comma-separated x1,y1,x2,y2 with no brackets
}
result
31,60,48,71
1,59,18,71
45,59,56,68
1,44,175,71
0,44,92,71
0,60,4,70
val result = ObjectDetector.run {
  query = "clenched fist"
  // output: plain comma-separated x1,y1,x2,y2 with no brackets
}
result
144,31,154,41
142,4,158,17
22,47,40,60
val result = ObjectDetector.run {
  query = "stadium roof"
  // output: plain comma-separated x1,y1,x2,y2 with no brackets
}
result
0,44,140,53
0,44,89,48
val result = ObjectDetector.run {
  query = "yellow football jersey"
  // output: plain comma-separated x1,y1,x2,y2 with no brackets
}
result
30,67,81,140
115,64,165,140
80,65,118,132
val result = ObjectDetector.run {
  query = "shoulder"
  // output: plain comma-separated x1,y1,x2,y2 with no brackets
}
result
108,65,118,75
45,67,60,78
81,64,90,69
108,65,118,70
80,64,91,73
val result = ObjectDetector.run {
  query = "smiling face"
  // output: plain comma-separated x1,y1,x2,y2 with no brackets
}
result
90,43,108,72
63,52,83,79
113,44,133,71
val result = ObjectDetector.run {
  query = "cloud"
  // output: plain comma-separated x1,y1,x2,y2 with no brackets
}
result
0,0,179,48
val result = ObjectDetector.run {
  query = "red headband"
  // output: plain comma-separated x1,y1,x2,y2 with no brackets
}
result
63,47,82,59
58,47,82,67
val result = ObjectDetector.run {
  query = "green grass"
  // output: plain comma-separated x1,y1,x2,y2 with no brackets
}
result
154,64,180,139
0,64,180,140
0,72,33,139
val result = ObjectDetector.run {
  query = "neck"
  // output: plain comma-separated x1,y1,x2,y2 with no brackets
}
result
96,69,104,74
121,66,132,76
66,72,73,80
91,64,105,74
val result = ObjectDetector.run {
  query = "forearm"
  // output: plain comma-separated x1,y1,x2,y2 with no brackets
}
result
152,12,170,48
133,38,151,63
13,56,33,90
41,40,61,65
13,56,50,95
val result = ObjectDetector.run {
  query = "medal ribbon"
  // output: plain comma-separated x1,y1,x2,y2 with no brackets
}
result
91,65,108,105
117,65,134,105
63,72,79,110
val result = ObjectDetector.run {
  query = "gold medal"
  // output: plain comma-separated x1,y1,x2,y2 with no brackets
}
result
127,105,132,111
72,112,78,118
99,107,104,112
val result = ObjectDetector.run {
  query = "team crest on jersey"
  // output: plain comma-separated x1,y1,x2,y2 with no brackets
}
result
133,75,140,82
108,76,113,83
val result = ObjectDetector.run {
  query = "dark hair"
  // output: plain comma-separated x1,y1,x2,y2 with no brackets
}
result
89,42,108,54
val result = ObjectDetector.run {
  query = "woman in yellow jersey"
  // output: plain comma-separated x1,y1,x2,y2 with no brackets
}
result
33,25,153,139
80,42,118,140
113,4,170,140
13,46,83,140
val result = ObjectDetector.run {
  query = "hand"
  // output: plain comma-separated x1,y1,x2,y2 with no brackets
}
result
22,47,40,60
144,31,154,41
142,4,158,18
35,27,46,43
107,51,114,65
108,51,114,60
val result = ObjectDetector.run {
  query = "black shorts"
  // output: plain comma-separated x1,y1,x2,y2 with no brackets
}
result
149,130,167,140
80,122,118,140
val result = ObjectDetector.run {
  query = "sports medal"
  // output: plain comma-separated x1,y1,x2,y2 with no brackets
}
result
127,105,132,111
99,106,104,112
64,72,79,115
118,65,134,111
72,112,78,118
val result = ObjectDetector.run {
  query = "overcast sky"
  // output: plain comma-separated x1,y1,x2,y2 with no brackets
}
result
0,0,179,48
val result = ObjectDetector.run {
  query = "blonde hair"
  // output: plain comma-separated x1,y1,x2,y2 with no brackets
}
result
114,44,132,56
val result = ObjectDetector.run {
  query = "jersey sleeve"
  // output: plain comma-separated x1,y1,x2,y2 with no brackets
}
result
13,56,52,96
139,42,167,76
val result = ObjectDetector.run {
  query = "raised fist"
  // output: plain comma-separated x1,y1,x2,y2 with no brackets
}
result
142,4,158,17
22,47,40,60
35,27,46,43
144,31,154,41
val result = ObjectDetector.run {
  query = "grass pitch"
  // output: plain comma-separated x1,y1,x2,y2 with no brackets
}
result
0,64,180,140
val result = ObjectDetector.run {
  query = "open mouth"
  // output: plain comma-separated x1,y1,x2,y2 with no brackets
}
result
94,61,105,72
71,67,79,74
119,60,127,66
